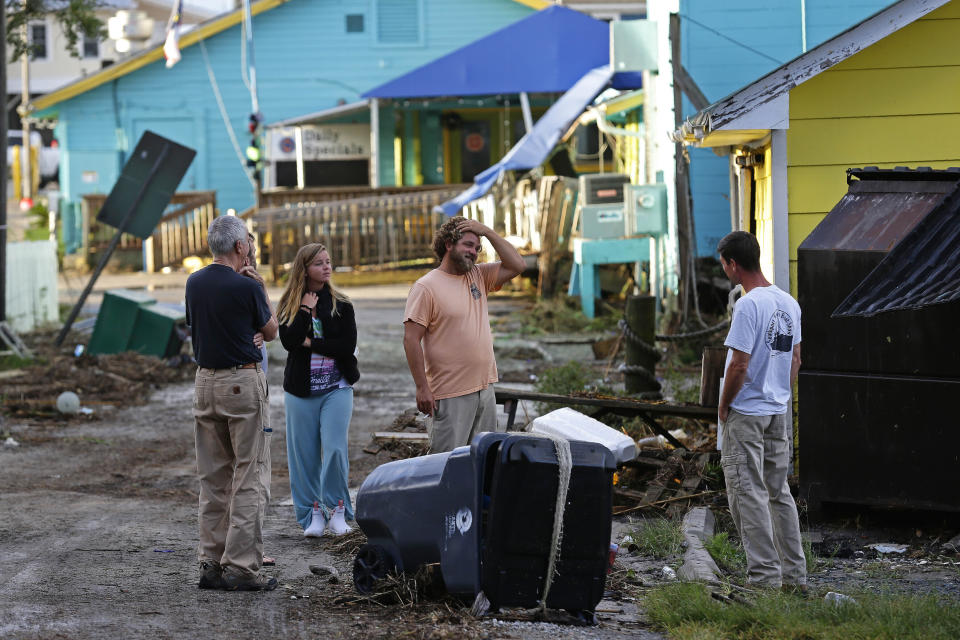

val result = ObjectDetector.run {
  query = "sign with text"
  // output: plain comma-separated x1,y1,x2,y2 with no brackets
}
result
268,123,370,162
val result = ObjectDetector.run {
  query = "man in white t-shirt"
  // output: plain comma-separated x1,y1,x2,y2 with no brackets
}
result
717,231,806,593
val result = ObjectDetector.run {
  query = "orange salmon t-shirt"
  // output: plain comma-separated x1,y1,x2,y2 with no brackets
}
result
403,263,501,400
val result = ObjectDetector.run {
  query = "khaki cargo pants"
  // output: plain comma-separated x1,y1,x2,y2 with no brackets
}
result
428,385,501,453
721,408,806,588
193,365,271,578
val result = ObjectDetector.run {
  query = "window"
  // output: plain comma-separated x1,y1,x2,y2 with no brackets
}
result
375,0,422,45
346,14,364,33
81,34,99,59
29,22,48,59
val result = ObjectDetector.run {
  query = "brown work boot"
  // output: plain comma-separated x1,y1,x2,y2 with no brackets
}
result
222,570,279,592
198,561,224,589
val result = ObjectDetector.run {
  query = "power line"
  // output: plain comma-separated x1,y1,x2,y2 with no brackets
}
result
678,13,784,65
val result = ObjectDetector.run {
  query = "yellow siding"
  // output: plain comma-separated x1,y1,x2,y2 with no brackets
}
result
788,114,960,166
786,1,960,287
831,19,960,71
789,67,960,119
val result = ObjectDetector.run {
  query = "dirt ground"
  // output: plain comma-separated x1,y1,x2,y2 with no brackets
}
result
0,287,664,640
2,284,959,639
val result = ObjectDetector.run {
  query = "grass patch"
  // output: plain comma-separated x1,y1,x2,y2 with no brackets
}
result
704,532,746,574
513,298,618,336
803,537,818,575
633,518,684,559
0,354,33,371
534,360,593,413
646,582,960,640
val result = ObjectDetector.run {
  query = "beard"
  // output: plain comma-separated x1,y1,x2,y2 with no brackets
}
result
450,250,475,274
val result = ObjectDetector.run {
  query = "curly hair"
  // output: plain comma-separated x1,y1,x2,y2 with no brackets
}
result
432,216,468,261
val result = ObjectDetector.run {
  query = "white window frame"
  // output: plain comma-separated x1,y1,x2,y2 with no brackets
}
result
28,20,50,61
80,33,100,59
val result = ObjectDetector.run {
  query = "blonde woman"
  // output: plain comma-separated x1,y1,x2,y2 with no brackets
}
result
277,243,359,537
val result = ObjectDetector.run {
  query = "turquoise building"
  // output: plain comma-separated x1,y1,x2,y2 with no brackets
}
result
671,0,893,255
26,0,546,253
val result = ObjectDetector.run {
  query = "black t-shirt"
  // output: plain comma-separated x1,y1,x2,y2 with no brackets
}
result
185,264,272,369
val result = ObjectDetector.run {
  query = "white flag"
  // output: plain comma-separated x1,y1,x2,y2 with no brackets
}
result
163,0,184,68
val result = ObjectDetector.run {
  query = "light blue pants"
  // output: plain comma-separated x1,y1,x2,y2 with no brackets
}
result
284,387,354,529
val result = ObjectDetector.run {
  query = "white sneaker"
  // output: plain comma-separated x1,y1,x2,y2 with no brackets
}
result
304,501,326,537
328,500,351,536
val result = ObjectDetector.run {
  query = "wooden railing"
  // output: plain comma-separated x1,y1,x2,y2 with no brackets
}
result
259,184,465,209
253,178,579,288
144,193,218,272
82,191,217,272
251,187,464,282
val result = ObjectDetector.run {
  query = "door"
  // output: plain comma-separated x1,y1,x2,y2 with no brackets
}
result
459,120,490,183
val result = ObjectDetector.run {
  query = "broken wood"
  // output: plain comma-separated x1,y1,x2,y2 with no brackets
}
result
612,489,723,515
373,432,429,442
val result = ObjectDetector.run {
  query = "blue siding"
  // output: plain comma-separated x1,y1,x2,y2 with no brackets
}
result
679,0,891,255
50,0,535,251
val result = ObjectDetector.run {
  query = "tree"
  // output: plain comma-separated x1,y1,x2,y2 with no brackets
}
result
1,0,104,324
6,0,106,60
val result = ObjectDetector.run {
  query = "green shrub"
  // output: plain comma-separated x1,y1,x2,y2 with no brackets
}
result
632,518,684,559
704,531,746,574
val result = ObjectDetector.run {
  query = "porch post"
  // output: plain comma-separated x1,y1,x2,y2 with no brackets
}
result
771,128,790,291
369,98,380,187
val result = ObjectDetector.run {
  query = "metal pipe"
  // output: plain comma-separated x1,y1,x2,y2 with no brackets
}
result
519,91,533,132
800,0,808,53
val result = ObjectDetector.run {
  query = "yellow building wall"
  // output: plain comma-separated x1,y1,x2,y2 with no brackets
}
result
786,0,960,293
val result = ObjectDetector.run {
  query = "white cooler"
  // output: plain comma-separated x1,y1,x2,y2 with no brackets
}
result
527,407,637,465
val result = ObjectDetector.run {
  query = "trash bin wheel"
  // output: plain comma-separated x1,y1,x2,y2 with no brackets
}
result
353,543,394,594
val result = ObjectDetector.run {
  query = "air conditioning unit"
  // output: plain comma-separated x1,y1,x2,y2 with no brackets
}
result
625,184,667,236
579,173,631,205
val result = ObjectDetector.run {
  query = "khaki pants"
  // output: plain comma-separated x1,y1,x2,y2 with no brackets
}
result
193,365,270,578
428,385,501,453
721,409,806,587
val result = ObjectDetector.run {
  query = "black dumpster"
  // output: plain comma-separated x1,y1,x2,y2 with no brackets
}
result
353,432,615,616
797,167,960,513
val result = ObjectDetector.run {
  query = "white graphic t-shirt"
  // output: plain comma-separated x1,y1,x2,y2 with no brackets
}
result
309,316,347,395
723,285,801,416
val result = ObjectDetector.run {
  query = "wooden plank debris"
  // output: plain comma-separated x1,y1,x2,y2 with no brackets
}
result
373,432,429,442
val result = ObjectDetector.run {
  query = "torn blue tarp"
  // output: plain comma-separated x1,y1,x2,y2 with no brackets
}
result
437,66,615,216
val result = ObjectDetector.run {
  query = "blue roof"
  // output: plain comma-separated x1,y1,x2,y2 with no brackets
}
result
364,6,610,98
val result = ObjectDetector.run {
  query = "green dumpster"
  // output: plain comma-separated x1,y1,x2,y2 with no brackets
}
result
88,289,157,355
128,304,186,358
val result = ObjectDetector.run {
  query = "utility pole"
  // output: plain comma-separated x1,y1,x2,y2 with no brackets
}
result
1,4,8,322
19,6,32,205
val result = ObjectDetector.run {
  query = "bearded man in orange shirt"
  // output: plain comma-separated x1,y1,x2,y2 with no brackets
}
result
403,216,525,452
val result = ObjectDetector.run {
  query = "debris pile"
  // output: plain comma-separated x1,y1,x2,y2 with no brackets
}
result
1,349,195,419
362,408,430,460
614,450,723,518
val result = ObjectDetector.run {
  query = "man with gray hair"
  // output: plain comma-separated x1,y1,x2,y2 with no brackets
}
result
185,215,278,591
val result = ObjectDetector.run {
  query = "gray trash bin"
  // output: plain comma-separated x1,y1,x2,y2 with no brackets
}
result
353,432,615,618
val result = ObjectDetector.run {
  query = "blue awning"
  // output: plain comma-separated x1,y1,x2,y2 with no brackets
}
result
363,7,609,98
437,66,615,216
